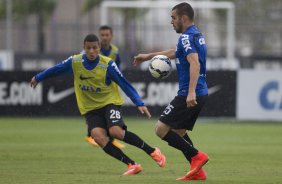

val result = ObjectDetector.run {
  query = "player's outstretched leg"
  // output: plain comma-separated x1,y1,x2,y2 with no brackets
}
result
122,130,166,168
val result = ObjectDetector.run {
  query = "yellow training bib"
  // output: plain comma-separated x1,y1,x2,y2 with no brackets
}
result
72,54,123,115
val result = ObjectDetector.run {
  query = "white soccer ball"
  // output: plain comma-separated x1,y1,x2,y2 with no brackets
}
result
149,55,172,79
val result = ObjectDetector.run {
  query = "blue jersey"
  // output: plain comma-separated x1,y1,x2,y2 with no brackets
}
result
175,25,208,97
35,54,144,106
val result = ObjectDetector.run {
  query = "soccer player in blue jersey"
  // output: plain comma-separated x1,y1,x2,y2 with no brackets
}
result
30,34,165,175
84,25,125,148
134,2,209,181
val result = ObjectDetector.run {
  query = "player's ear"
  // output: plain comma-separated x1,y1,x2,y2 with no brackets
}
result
182,15,189,22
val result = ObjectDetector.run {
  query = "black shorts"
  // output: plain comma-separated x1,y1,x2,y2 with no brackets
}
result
159,95,207,131
85,104,127,132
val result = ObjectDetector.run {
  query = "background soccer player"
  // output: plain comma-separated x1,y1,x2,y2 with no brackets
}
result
134,2,209,180
84,25,125,148
99,25,122,69
30,34,165,176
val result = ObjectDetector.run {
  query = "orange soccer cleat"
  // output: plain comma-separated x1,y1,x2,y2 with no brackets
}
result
176,168,207,180
177,151,209,180
85,136,99,146
150,148,166,168
112,139,125,149
122,164,143,176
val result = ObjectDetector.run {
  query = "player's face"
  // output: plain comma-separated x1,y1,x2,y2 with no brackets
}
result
83,41,100,61
99,29,112,48
171,10,183,33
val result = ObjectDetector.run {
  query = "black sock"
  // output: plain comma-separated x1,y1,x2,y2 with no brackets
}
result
123,131,155,155
103,141,135,165
183,133,194,147
162,130,198,160
183,133,194,162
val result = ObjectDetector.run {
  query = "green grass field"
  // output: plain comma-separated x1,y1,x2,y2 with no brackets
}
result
0,117,282,184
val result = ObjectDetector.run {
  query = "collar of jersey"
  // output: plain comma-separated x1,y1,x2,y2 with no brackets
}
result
184,24,197,34
82,54,99,70
100,45,112,57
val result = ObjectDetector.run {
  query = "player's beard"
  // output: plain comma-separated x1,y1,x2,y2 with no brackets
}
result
101,42,110,49
175,22,183,33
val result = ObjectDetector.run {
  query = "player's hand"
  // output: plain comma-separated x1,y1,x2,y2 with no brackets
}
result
133,53,151,66
30,76,38,88
186,91,197,107
138,106,151,118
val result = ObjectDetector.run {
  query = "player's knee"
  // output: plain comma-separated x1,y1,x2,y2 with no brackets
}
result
155,120,169,138
92,135,109,146
91,129,109,146
108,126,124,139
155,126,165,138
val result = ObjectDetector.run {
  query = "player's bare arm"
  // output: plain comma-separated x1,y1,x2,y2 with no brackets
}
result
138,106,151,118
133,49,175,66
186,53,200,107
30,76,38,89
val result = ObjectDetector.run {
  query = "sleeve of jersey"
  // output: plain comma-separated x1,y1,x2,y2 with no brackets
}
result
35,56,73,82
107,61,144,106
115,53,121,69
180,34,197,56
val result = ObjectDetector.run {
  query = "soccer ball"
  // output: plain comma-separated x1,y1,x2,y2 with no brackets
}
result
149,55,172,79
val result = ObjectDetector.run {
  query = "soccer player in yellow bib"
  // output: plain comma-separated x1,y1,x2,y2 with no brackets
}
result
30,34,165,175
84,25,125,148
99,25,121,69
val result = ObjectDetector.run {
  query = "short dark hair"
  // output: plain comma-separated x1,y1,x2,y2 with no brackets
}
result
99,25,113,34
172,2,194,21
84,34,99,44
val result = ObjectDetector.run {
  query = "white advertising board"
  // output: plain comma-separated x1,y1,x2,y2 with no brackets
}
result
237,70,282,121
0,50,14,70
